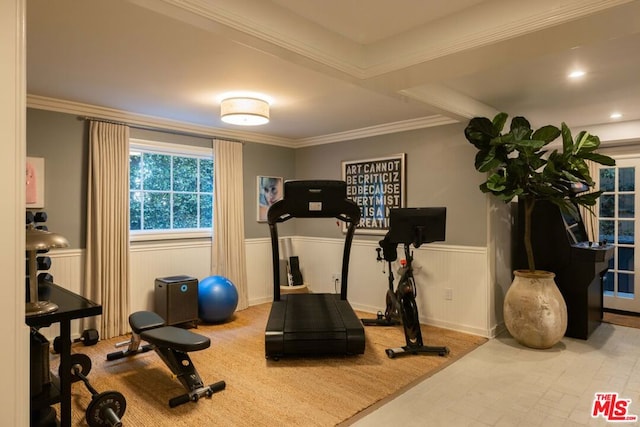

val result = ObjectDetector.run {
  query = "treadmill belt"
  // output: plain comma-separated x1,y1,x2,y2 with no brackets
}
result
265,293,365,358
284,294,344,332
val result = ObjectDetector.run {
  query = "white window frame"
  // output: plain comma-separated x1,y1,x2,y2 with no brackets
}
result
599,155,640,312
129,138,214,242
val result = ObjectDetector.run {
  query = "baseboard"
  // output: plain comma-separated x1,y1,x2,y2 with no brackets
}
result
351,302,491,338
604,308,640,317
249,296,272,306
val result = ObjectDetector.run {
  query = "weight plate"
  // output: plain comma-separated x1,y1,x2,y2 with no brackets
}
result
66,353,92,383
52,336,62,354
86,391,126,427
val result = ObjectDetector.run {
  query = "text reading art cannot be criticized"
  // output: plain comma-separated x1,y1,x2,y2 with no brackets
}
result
343,156,404,230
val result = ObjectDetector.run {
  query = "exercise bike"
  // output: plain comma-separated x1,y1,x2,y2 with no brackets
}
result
361,207,450,359
361,238,403,327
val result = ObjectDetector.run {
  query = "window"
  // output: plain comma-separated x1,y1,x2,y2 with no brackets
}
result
598,159,640,313
129,139,214,240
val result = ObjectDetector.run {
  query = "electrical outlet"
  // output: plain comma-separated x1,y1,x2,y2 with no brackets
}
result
445,288,453,300
332,273,341,286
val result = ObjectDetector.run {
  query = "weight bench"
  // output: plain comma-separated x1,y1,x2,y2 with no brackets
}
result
106,311,225,408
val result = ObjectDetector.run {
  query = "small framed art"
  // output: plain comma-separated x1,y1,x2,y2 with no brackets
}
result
257,176,283,222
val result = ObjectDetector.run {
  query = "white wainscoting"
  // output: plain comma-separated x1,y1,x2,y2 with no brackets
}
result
39,237,492,340
129,240,212,313
245,238,275,305
291,237,491,337
36,248,84,340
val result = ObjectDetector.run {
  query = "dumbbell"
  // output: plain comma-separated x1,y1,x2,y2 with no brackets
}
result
65,353,126,427
38,272,54,285
26,211,47,224
52,329,99,354
34,211,48,223
25,256,51,275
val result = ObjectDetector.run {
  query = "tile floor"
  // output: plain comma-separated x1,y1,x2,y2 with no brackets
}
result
352,322,640,426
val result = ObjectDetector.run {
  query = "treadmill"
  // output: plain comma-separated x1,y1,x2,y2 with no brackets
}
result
264,180,365,359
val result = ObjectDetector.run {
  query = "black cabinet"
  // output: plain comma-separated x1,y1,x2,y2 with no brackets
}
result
514,200,614,339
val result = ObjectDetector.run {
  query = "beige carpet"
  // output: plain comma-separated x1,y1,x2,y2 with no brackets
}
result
52,303,486,426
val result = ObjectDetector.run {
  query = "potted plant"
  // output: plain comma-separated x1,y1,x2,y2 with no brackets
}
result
464,112,615,348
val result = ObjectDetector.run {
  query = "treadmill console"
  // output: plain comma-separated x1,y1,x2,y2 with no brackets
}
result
270,180,358,220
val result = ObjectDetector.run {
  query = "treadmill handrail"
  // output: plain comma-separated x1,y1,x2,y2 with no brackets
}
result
267,180,361,302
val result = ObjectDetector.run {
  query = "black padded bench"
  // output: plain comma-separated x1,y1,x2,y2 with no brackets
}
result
107,311,225,407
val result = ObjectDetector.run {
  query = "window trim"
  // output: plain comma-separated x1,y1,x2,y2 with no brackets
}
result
130,138,213,157
129,138,214,242
130,229,212,242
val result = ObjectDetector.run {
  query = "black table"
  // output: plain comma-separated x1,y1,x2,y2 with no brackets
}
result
26,282,102,427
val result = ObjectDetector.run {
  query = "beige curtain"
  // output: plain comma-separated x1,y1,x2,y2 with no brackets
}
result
579,159,599,241
84,121,131,338
212,139,249,310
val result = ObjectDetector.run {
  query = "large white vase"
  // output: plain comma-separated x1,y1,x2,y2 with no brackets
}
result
503,270,567,349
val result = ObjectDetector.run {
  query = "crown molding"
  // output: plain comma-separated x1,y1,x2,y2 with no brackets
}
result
143,0,364,77
294,115,459,147
362,0,633,77
152,0,632,79
26,94,296,148
582,120,640,145
28,95,460,148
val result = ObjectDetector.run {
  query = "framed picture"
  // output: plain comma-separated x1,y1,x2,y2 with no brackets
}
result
257,176,284,222
26,157,45,208
342,153,405,234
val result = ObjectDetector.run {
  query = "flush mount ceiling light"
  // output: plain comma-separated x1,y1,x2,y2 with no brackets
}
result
568,70,586,79
220,97,269,126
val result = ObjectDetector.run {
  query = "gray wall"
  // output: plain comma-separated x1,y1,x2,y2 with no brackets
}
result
243,142,296,238
294,123,488,246
26,109,88,248
26,108,296,247
27,109,486,248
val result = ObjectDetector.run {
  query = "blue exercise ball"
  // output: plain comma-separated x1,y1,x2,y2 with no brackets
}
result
198,275,239,323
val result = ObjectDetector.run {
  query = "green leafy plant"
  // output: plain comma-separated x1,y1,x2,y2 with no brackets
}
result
464,112,615,272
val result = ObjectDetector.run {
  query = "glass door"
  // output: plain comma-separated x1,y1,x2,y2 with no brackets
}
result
598,158,640,312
